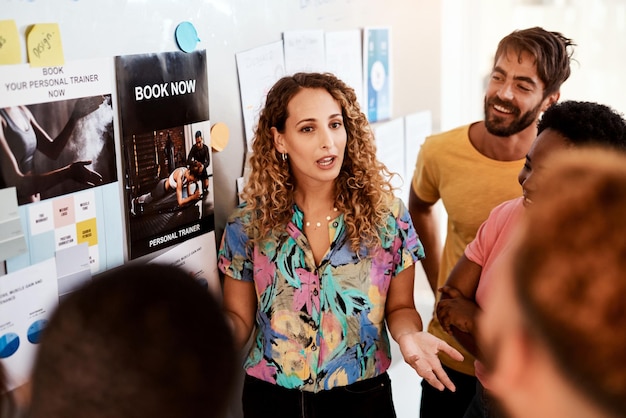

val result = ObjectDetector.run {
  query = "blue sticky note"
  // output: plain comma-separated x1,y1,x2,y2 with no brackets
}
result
175,22,200,53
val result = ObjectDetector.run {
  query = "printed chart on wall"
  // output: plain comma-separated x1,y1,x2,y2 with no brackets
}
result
0,58,125,276
115,50,215,259
363,27,392,123
0,58,124,390
0,259,58,390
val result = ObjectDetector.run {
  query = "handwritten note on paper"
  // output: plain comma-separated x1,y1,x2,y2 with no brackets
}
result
283,29,325,74
235,41,285,149
26,23,64,67
0,20,21,64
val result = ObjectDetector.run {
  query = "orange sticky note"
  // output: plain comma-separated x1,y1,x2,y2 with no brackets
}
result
26,23,64,67
0,19,22,64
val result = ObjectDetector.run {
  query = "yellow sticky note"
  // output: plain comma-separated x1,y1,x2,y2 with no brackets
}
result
26,23,64,67
76,218,98,247
0,20,22,64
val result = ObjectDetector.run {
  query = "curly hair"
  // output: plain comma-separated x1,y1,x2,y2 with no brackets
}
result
494,27,575,97
537,100,626,151
240,72,396,251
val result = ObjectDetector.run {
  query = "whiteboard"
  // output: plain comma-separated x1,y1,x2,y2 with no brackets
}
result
2,0,443,247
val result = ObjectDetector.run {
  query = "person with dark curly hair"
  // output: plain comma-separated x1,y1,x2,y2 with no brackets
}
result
27,263,236,418
479,148,626,418
437,100,626,418
409,27,576,418
218,72,464,418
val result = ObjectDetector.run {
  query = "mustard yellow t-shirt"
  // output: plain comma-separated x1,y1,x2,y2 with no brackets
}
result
411,123,525,375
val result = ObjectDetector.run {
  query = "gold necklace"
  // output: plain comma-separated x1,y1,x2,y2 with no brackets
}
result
305,208,338,229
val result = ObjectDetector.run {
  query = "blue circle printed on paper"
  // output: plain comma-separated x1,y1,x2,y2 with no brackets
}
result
175,21,200,53
27,319,48,344
0,333,20,358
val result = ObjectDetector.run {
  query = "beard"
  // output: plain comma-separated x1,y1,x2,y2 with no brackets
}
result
484,96,542,137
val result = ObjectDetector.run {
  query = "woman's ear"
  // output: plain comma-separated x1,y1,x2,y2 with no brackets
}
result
271,127,286,154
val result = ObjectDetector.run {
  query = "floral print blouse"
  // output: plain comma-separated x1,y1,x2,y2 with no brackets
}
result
218,197,424,392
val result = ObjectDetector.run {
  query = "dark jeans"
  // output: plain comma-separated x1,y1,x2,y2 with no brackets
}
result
242,372,397,418
420,364,477,418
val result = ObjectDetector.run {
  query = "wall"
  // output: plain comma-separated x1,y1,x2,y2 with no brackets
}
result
9,1,624,416
2,0,444,245
441,0,626,131
2,1,444,417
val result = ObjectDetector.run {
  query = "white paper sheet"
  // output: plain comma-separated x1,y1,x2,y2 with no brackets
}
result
283,29,326,74
373,118,406,203
149,233,221,300
236,41,286,150
0,258,58,390
325,29,364,110
0,187,27,262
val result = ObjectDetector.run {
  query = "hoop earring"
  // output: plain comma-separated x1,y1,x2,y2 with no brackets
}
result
282,153,287,162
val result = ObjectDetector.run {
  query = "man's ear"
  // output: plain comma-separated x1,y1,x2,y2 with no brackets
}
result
272,127,286,154
542,91,560,112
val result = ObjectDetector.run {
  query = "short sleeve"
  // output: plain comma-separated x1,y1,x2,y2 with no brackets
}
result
218,213,254,282
411,137,441,203
392,198,425,276
465,199,516,268
465,222,487,268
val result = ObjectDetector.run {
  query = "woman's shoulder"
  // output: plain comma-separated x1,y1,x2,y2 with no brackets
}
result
226,202,251,224
377,197,412,232
388,196,408,218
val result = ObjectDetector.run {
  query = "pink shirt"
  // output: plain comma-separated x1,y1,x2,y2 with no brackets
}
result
464,197,525,385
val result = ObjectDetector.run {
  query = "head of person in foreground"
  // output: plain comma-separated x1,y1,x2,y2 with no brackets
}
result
28,263,236,418
479,148,626,418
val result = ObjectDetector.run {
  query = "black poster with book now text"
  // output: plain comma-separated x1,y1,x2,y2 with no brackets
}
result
115,50,215,259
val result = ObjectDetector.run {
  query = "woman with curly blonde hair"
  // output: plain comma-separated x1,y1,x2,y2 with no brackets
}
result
218,72,462,418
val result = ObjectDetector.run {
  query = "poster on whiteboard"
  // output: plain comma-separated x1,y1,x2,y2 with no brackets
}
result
0,57,124,275
115,50,215,260
363,27,392,123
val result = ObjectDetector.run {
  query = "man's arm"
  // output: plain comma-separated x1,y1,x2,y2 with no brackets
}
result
408,186,442,294
203,145,210,167
436,254,482,357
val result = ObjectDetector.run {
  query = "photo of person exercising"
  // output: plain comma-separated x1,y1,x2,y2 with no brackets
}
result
130,160,203,216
